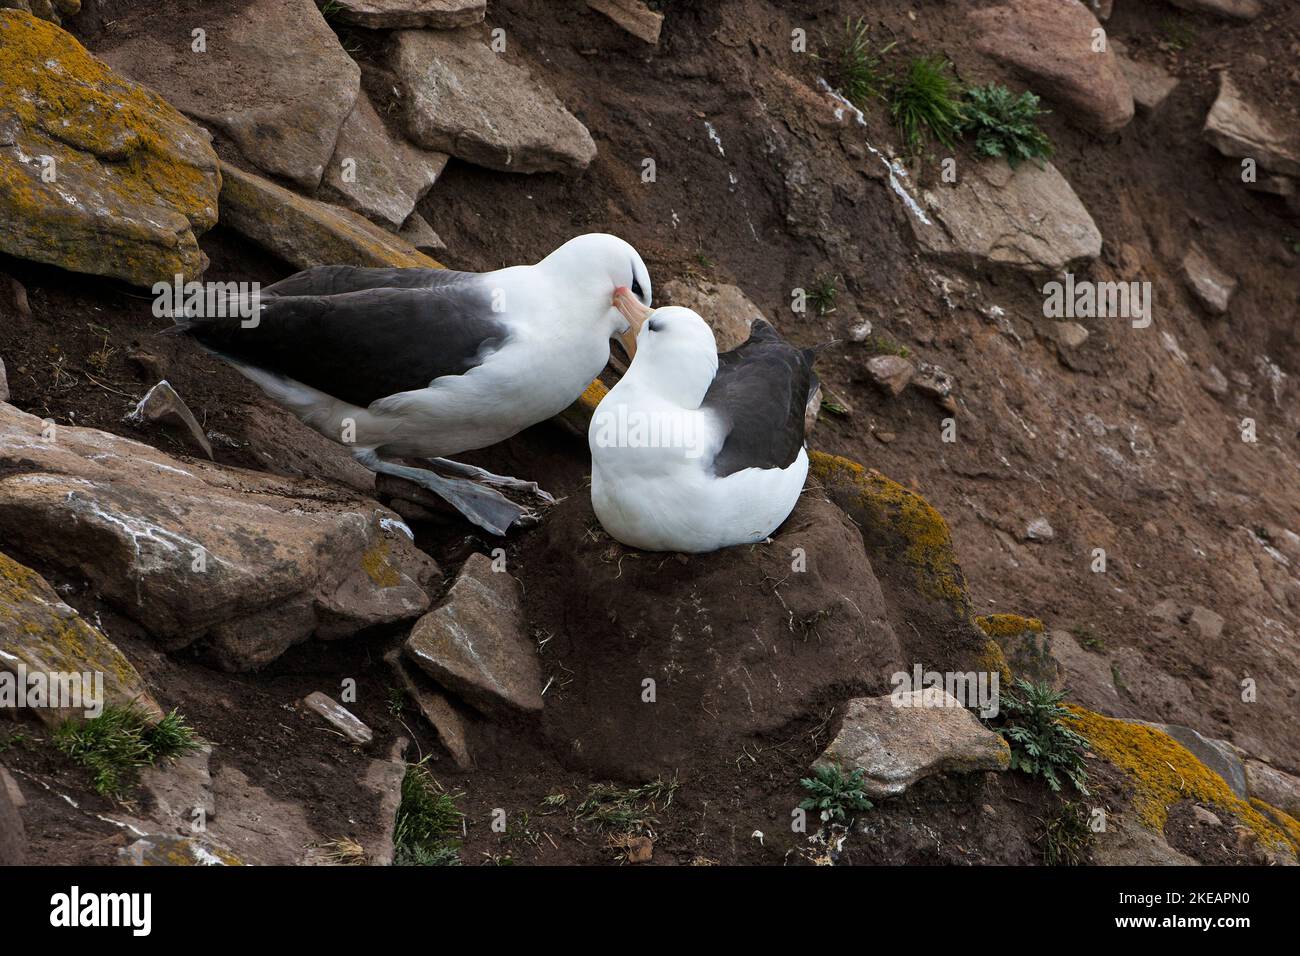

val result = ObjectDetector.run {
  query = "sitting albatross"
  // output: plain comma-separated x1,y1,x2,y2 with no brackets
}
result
178,234,652,535
588,299,820,553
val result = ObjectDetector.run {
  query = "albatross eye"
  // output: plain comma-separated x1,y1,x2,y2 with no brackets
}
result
631,276,644,300
647,318,663,333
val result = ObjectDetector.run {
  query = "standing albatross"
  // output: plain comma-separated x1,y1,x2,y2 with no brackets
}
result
178,234,653,535
588,299,820,553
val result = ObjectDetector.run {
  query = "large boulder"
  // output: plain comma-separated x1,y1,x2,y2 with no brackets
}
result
0,10,219,286
99,0,360,189
520,492,905,779
969,0,1134,135
0,402,437,671
218,162,441,270
910,159,1102,273
389,28,596,174
813,689,1010,798
318,93,449,229
1203,72,1300,177
1,550,163,725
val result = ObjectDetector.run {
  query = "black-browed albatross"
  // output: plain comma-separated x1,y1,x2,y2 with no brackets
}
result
179,234,653,535
588,297,820,553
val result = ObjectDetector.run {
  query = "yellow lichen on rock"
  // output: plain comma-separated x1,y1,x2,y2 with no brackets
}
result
360,542,402,589
975,614,1044,638
0,9,220,285
809,451,972,616
1066,706,1299,853
0,550,163,726
976,638,1013,685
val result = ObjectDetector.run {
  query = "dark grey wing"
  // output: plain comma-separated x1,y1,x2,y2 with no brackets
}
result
262,265,472,298
700,320,820,477
179,281,507,408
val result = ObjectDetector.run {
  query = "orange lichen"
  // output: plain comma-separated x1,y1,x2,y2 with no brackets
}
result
1066,706,1298,853
809,451,971,616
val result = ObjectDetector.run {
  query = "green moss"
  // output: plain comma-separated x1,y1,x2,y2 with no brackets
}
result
1067,706,1298,853
976,614,1044,638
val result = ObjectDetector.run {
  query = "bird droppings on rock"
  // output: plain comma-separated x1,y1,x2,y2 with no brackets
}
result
123,380,213,460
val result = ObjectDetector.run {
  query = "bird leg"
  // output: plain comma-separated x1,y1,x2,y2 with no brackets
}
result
355,451,539,536
426,458,558,504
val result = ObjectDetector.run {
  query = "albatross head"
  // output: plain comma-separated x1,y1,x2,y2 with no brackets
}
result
538,234,652,358
616,306,719,408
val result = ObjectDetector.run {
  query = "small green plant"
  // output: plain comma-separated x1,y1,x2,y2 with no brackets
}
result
1040,800,1093,866
957,84,1053,167
806,274,838,315
827,18,895,108
890,56,964,154
576,777,677,834
861,335,910,358
820,401,849,418
997,679,1090,795
386,687,406,718
54,705,199,799
799,763,873,824
1159,15,1197,52
393,758,463,866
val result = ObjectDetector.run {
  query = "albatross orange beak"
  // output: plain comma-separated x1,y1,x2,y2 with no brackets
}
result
613,286,652,361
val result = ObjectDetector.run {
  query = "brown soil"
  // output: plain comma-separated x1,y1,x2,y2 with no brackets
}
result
2,0,1298,866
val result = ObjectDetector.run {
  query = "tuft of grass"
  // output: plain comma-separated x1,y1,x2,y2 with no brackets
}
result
1040,800,1093,866
806,274,838,315
1159,15,1197,52
957,84,1053,167
889,56,964,154
54,705,199,799
393,758,463,866
997,679,1090,796
799,763,873,824
827,18,895,108
386,687,406,718
576,777,677,834
317,837,367,865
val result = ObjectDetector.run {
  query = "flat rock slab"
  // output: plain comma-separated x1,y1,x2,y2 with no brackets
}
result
1169,0,1261,20
404,552,542,718
390,28,596,175
1182,243,1237,314
912,160,1102,273
303,691,373,745
1243,758,1300,819
319,93,449,230
0,766,25,865
329,0,485,28
219,161,441,270
118,833,242,866
1203,72,1300,177
0,402,437,671
1127,720,1248,799
658,279,760,352
1117,54,1179,113
100,0,359,189
0,10,220,286
586,0,663,45
0,550,163,726
814,689,1010,798
124,380,213,460
386,648,472,768
866,355,915,397
970,0,1134,135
